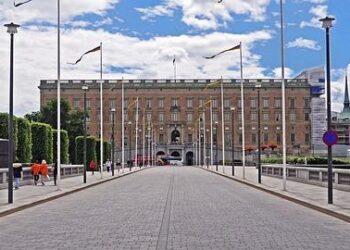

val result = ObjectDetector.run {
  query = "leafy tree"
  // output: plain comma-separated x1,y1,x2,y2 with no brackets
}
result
24,111,42,123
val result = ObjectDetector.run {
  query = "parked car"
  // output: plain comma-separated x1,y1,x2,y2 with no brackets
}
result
169,160,184,166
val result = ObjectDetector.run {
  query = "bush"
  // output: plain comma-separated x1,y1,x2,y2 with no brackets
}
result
17,117,32,163
75,136,96,165
0,113,18,160
53,129,69,164
31,122,53,163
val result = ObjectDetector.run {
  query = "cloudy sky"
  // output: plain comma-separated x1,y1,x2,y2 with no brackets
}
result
0,0,349,116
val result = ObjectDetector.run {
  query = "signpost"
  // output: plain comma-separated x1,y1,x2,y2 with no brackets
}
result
322,130,338,146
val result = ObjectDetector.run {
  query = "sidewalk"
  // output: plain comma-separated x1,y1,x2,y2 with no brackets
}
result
202,165,350,222
0,166,144,217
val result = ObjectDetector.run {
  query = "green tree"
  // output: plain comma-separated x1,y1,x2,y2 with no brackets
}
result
24,111,42,123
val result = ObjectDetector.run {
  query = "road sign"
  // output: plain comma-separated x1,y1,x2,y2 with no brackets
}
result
322,130,338,146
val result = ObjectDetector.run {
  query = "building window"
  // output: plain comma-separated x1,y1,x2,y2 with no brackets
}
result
147,112,152,122
73,98,80,109
172,112,179,122
291,133,296,145
250,98,257,108
304,98,310,109
275,98,282,108
305,133,310,144
225,134,230,146
275,113,281,122
159,134,164,144
304,113,309,121
264,133,269,144
277,133,281,144
224,98,231,108
124,98,128,109
213,112,218,122
172,98,179,107
290,98,296,109
158,98,164,109
263,113,269,121
86,99,91,110
290,113,296,122
251,112,257,122
109,99,116,109
263,98,269,108
188,134,193,144
124,111,128,121
238,99,241,108
224,112,231,121
187,113,193,122
239,133,242,144
146,98,152,108
187,98,193,108
159,112,164,122
86,111,91,122
212,99,218,108
252,133,257,145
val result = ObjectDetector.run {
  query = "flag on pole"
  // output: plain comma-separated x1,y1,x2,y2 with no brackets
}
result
14,0,33,7
204,44,241,59
205,79,221,89
127,99,138,110
173,55,176,65
68,45,101,65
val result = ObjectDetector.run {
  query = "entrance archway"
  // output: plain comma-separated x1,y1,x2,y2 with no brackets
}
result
171,130,180,143
171,151,180,157
186,151,194,166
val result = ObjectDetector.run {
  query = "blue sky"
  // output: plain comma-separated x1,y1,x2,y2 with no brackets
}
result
0,0,349,115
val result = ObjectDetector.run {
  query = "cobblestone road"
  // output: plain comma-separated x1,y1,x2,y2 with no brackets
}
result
1,167,350,250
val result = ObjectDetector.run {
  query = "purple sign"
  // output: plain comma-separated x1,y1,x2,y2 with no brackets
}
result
322,130,338,146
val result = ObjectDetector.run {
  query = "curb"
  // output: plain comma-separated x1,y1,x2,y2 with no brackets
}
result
199,167,350,224
0,167,149,218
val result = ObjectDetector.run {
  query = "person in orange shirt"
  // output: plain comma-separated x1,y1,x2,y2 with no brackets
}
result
31,160,41,185
89,160,96,175
40,159,49,185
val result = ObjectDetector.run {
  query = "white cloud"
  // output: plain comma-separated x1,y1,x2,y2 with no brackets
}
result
0,25,272,116
287,37,320,50
136,0,271,30
300,5,328,28
271,67,294,78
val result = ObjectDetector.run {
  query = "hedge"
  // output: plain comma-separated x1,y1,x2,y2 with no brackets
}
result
75,136,96,165
17,117,32,163
261,156,349,165
0,113,18,160
53,129,69,164
31,122,53,163
96,139,111,165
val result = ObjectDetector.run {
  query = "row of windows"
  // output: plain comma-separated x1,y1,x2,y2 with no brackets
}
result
73,97,311,110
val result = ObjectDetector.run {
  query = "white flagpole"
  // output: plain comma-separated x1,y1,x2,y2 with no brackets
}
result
147,120,151,167
135,97,139,168
121,78,125,173
221,77,225,173
203,110,206,167
210,98,213,168
174,55,177,83
240,42,246,179
142,112,145,168
280,0,287,190
100,42,103,179
57,0,61,190
198,117,201,166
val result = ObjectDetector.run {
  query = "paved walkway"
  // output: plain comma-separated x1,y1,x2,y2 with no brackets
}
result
203,165,350,221
0,166,144,216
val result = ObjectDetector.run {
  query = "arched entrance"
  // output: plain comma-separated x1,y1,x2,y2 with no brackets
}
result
186,151,194,166
171,151,180,157
171,129,180,143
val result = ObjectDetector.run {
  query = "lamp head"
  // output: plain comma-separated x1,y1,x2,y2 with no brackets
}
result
128,121,132,125
319,16,335,29
255,83,262,89
111,108,116,112
230,107,235,111
82,85,88,91
4,22,20,35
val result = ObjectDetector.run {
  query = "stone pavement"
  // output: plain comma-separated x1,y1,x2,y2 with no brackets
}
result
0,166,143,217
204,164,350,221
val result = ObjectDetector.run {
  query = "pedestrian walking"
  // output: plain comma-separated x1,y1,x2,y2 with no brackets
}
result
13,163,23,189
53,162,58,186
106,159,111,173
89,160,96,175
40,159,50,185
31,160,40,185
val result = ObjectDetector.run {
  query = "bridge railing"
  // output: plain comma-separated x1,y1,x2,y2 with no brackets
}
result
0,164,84,189
262,165,350,188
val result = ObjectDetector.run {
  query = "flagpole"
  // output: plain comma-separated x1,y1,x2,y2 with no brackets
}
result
121,77,125,173
174,55,177,83
135,97,139,168
280,0,287,190
57,0,61,191
142,111,145,168
203,110,206,168
240,42,246,179
100,41,103,179
210,97,213,168
221,77,225,173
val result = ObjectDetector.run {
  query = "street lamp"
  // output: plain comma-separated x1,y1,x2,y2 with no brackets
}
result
5,22,20,204
128,121,132,171
82,85,88,183
111,108,116,176
230,107,235,176
256,84,262,184
200,132,204,167
206,128,210,168
320,16,335,204
215,121,219,171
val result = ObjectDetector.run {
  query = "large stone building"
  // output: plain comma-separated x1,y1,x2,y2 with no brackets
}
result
39,78,312,164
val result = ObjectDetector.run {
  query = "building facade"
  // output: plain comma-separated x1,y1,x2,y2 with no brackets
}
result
39,78,312,164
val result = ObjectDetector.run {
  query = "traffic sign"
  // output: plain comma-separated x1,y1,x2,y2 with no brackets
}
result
322,130,338,146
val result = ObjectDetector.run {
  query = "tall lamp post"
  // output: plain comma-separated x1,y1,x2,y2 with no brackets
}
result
215,121,219,171
128,121,132,171
82,85,88,183
320,16,335,204
5,22,20,204
206,128,210,168
111,108,116,176
230,107,235,176
256,84,262,184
